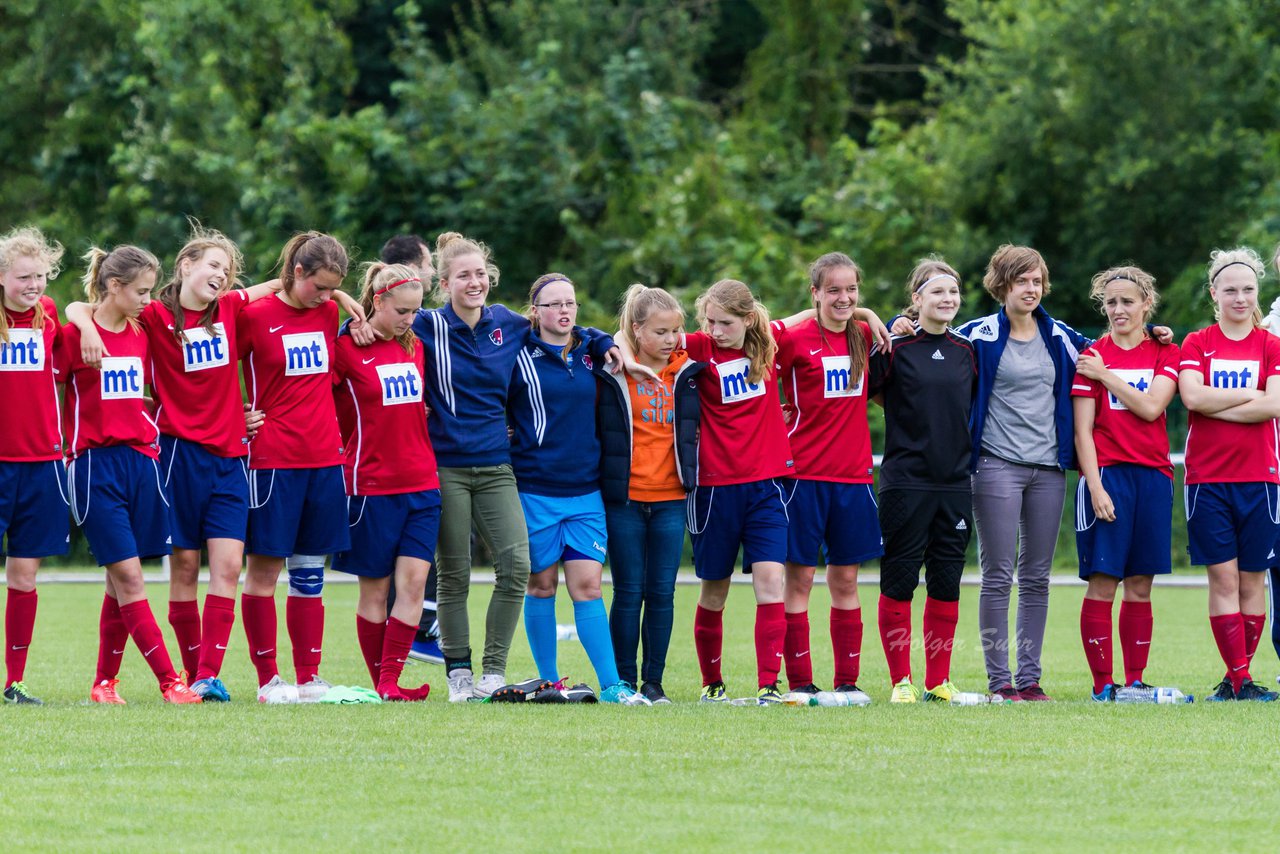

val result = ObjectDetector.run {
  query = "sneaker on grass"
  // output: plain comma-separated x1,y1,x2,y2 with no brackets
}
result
257,675,299,705
834,684,872,705
446,668,474,703
640,681,672,704
601,683,652,706
473,673,505,699
756,683,784,705
162,673,202,704
890,678,920,704
1235,679,1278,702
3,681,43,705
699,681,729,703
191,677,231,703
90,678,126,705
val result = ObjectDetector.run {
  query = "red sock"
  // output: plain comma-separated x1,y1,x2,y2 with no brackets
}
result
693,605,724,686
356,615,386,686
119,599,178,687
877,596,912,685
378,617,418,693
1080,597,1114,692
5,588,37,687
286,596,324,684
754,603,786,688
241,593,279,686
922,597,959,690
95,594,129,682
1117,600,1152,685
1242,612,1266,666
168,599,201,679
195,594,236,681
830,606,863,687
783,611,812,689
1210,612,1250,692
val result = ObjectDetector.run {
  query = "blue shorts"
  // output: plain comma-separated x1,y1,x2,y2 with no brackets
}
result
160,435,248,549
1185,481,1279,571
687,479,789,580
246,466,351,558
1075,464,1173,579
333,489,442,578
520,491,608,572
0,460,69,560
784,479,883,566
68,446,170,566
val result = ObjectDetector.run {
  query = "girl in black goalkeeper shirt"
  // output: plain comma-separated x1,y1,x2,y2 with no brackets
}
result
869,259,983,704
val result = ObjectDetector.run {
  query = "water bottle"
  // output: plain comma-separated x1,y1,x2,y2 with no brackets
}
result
947,690,991,706
1113,685,1193,704
812,691,871,707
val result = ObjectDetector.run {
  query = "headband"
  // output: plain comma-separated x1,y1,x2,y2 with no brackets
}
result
915,273,958,293
1105,275,1137,286
531,275,572,303
374,277,420,296
1210,260,1256,284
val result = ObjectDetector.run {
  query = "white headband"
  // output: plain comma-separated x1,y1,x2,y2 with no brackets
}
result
915,273,958,293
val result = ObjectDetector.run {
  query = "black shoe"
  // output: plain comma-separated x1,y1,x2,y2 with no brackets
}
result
528,683,569,704
562,683,598,703
487,678,552,703
790,683,820,695
1206,679,1235,702
834,683,862,693
1235,679,1279,702
3,682,43,705
640,681,672,705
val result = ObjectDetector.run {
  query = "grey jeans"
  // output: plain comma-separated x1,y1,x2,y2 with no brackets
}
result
972,455,1066,691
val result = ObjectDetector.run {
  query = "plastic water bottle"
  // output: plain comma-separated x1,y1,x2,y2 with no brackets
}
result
947,690,992,706
812,691,871,707
1113,685,1193,704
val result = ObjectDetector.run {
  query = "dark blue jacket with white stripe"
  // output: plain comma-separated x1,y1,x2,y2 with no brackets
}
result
507,328,616,497
411,304,613,468
954,305,1091,473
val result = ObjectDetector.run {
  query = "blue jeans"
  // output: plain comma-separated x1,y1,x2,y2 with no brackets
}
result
606,499,685,685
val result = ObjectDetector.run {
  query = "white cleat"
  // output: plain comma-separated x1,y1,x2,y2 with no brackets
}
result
257,674,299,704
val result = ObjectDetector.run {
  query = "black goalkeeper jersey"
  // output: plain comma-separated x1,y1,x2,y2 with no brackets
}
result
869,329,976,491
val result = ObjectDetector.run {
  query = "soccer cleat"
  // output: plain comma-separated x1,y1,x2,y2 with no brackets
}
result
162,674,203,704
1206,679,1235,702
1018,683,1052,701
756,683,784,705
1091,684,1117,702
90,678,126,705
296,676,332,704
790,683,820,695
560,683,597,704
640,681,672,705
1128,680,1153,690
890,678,920,704
924,679,974,703
191,677,231,703
834,683,873,705
528,681,569,704
446,668,474,703
1235,680,1279,702
487,678,553,703
601,682,652,706
699,681,729,703
257,675,299,704
3,682,43,705
473,672,505,699
991,684,1022,703
408,635,445,665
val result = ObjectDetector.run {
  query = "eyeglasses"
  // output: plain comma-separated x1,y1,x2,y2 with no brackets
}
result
535,301,579,311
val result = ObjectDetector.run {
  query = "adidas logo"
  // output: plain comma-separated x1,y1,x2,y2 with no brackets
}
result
530,349,545,358
955,519,967,531
932,349,944,360
1270,549,1276,560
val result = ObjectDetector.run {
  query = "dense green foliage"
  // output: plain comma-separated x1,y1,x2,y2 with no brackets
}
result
7,0,1278,330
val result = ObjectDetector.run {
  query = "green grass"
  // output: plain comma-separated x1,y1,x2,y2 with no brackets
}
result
2,577,1277,851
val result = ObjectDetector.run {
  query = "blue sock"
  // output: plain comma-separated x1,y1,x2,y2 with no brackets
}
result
574,598,620,688
523,594,559,682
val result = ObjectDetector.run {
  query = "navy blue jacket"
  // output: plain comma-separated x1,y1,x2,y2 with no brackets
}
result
507,329,616,497
597,357,703,504
954,306,1091,472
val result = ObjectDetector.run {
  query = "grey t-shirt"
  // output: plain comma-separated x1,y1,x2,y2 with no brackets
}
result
980,333,1058,466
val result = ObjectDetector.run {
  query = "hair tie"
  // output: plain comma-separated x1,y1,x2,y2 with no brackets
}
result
374,277,419,296
915,273,958,293
1210,260,1256,284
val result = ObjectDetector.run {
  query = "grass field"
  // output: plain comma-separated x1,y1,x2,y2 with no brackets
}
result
3,577,1278,851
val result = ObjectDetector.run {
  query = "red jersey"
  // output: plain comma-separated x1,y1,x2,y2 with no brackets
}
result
1070,335,1180,476
238,295,342,470
62,320,158,459
144,290,250,458
1,296,64,462
1180,325,1280,485
773,318,874,483
333,336,438,495
683,330,792,486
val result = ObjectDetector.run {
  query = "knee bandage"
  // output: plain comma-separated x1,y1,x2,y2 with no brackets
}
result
285,554,326,598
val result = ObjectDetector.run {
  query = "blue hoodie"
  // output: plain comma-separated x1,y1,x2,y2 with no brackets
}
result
411,303,612,468
507,329,615,497
954,305,1092,473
